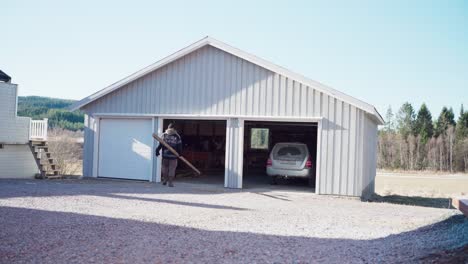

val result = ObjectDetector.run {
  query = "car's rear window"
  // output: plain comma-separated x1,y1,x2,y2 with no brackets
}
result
273,145,307,161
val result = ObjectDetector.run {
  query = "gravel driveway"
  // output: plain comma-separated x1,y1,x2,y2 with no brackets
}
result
0,179,466,263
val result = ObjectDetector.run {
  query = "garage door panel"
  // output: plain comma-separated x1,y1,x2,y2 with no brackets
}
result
98,119,152,180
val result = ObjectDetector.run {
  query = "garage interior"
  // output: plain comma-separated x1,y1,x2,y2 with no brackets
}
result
159,119,318,189
162,119,226,185
243,121,318,189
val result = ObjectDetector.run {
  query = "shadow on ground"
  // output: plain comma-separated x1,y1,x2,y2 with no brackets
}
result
368,194,453,209
0,206,466,263
0,179,251,211
0,178,314,209
0,179,457,211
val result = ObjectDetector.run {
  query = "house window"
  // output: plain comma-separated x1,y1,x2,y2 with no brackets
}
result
250,128,269,150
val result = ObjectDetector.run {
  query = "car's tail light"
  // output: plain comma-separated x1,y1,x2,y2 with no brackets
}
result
266,158,272,167
305,156,312,168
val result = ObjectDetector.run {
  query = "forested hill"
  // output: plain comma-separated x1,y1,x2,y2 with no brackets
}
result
17,96,84,131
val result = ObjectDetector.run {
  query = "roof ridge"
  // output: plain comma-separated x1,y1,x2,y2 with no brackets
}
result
71,36,383,124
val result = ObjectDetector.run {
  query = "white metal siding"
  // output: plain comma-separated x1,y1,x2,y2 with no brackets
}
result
225,118,244,188
152,117,163,183
0,144,39,178
82,45,379,196
361,114,378,198
82,114,95,177
0,82,30,144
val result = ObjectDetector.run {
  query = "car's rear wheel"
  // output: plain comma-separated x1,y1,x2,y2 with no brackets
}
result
308,175,314,187
269,176,278,185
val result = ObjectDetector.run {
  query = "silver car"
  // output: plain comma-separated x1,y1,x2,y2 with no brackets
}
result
266,143,313,184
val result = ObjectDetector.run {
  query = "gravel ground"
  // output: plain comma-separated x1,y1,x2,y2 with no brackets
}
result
0,179,467,263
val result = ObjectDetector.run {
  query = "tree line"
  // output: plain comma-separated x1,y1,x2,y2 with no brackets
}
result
378,103,468,172
18,96,84,131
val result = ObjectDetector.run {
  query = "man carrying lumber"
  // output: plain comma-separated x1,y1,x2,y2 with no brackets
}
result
155,123,182,187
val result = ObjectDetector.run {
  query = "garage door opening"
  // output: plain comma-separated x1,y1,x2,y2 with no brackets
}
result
243,121,318,190
162,119,226,185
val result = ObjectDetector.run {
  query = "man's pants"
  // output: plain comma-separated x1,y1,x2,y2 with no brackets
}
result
162,159,178,184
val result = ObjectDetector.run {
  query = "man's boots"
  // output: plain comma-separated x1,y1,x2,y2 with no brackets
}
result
168,176,174,187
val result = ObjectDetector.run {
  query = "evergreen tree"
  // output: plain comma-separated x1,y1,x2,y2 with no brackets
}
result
455,104,468,171
415,103,434,143
435,107,456,136
384,106,395,132
17,96,84,131
396,102,415,139
456,104,468,140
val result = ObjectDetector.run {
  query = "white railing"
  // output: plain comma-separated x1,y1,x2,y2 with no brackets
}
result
29,118,48,141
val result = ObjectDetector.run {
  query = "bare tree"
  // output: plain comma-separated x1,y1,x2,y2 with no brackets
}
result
408,135,417,170
377,105,467,172
447,126,455,172
47,128,83,175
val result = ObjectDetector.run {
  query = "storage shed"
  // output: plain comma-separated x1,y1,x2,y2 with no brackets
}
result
72,37,383,197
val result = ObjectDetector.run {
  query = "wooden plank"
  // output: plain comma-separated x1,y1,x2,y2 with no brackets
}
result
46,175,62,179
152,133,202,175
452,197,468,217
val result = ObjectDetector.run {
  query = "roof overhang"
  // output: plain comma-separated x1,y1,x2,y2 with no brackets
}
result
71,36,384,125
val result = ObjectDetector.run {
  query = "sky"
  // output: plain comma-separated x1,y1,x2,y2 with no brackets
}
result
2,0,468,120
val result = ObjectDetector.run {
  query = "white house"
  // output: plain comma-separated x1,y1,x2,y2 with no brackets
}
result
72,37,383,197
0,71,53,179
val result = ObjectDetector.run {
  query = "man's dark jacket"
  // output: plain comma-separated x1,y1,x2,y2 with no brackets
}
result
155,129,182,160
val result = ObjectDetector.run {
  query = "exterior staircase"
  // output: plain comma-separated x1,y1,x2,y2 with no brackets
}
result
29,140,61,179
28,118,61,179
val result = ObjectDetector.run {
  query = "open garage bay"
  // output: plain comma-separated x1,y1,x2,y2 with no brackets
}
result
243,121,318,190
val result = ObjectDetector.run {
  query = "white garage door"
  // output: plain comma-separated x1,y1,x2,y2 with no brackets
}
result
98,118,153,180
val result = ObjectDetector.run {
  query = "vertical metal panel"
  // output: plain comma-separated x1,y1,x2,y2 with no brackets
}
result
265,70,272,116
347,106,357,195
326,96,335,194
82,114,93,177
83,45,379,196
261,69,266,115
225,118,243,188
361,113,378,198
278,75,286,116
252,65,259,115
314,90,321,117
272,74,279,116
320,94,329,193
333,100,343,194
211,48,219,115
355,110,365,195
92,116,100,177
152,117,163,182
295,82,300,115
300,84,307,117
286,78,294,116
340,103,350,195
235,57,242,115
246,62,253,115
223,52,231,115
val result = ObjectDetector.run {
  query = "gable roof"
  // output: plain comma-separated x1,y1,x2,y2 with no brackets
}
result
71,36,384,124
